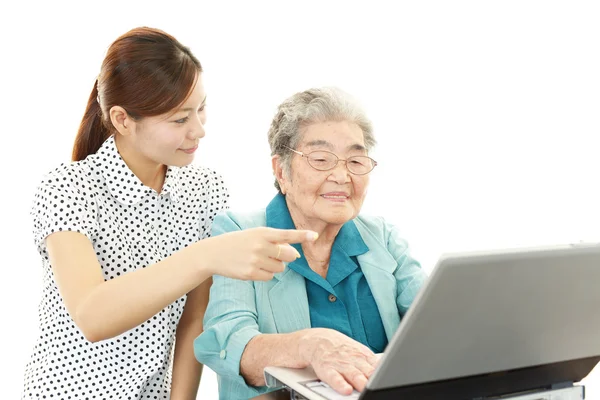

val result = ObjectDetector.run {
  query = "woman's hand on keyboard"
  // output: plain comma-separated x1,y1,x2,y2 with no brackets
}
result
298,328,379,395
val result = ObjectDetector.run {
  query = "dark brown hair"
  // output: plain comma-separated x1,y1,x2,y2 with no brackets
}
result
72,27,202,161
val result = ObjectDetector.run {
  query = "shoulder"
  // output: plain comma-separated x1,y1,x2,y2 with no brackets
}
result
34,160,93,199
178,165,227,188
354,214,409,250
177,165,230,219
212,209,267,236
30,161,100,245
354,214,390,238
177,165,229,207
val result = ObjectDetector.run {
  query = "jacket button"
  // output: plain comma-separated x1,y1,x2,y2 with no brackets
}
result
328,294,337,302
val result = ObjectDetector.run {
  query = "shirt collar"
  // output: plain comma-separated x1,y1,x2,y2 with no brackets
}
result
265,193,368,257
91,135,182,205
162,166,181,203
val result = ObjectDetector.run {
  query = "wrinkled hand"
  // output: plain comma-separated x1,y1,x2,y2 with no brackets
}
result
202,227,317,281
299,328,378,395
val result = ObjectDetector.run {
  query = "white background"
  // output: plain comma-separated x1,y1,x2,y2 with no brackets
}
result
1,1,599,398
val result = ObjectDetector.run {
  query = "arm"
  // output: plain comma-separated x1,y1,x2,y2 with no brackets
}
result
241,329,377,394
240,331,309,385
195,274,374,394
194,277,306,385
170,278,212,400
48,226,312,343
39,178,313,344
47,230,214,342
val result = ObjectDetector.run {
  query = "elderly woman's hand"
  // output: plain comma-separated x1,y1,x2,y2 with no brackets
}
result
298,328,379,395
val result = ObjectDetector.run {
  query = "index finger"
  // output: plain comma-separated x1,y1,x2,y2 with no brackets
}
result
262,227,318,244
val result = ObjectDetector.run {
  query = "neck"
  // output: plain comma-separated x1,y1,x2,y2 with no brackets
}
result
114,135,166,193
286,201,342,246
286,198,343,276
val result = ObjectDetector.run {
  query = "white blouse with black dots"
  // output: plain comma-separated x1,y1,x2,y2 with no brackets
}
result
22,135,229,400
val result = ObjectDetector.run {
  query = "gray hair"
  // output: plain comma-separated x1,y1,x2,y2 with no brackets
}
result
268,87,376,192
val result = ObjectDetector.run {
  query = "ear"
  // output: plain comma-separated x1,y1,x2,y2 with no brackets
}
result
109,106,135,137
272,155,289,195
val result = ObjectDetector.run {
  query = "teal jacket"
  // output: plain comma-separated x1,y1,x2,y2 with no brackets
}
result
194,209,427,399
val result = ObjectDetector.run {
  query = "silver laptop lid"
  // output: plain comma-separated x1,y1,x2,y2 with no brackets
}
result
368,243,600,391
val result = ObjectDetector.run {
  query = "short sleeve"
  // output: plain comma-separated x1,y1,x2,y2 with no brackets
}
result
199,169,230,240
31,175,99,251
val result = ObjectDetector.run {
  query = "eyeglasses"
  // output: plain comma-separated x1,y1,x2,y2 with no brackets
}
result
284,146,377,175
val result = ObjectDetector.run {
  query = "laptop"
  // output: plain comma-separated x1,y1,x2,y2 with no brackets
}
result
264,243,600,399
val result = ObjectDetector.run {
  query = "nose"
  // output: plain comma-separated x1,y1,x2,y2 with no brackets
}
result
327,160,351,184
187,114,206,140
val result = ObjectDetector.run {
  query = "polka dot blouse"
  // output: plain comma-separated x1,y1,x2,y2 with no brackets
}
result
22,135,229,399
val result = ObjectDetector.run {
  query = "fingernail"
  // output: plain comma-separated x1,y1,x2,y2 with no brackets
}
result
308,231,318,241
294,249,301,259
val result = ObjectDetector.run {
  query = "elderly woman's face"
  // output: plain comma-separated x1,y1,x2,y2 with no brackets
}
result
280,120,370,226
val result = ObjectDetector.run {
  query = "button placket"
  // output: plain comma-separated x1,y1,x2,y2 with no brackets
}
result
147,193,160,235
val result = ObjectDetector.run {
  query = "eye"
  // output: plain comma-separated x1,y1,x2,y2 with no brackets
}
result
310,157,332,166
174,117,189,124
198,104,206,112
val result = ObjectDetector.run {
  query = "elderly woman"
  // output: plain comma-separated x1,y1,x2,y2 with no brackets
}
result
194,87,427,399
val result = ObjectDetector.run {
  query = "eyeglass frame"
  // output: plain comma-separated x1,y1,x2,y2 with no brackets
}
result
283,145,378,175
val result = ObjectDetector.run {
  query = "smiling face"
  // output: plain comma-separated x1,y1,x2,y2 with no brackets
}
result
125,74,207,167
274,120,371,228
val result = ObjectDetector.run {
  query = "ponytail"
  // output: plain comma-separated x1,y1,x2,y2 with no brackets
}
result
72,80,111,161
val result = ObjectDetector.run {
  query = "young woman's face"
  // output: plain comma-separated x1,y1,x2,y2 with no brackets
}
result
129,74,207,167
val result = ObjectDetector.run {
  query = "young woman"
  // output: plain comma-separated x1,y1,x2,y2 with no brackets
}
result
21,26,316,400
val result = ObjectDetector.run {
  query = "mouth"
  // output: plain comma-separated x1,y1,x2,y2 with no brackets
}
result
180,145,198,154
321,192,350,202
